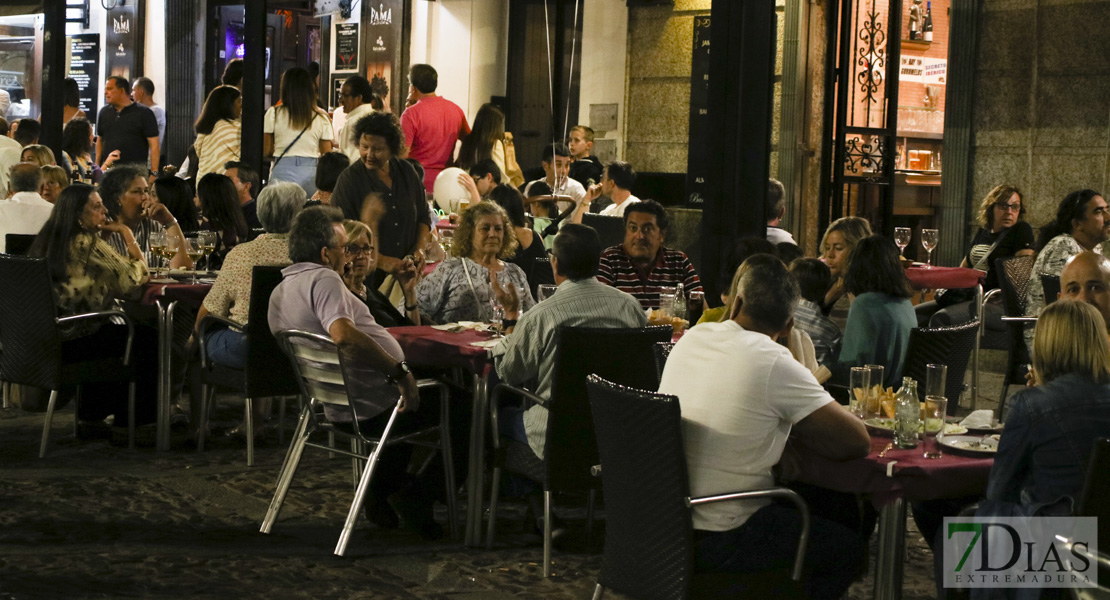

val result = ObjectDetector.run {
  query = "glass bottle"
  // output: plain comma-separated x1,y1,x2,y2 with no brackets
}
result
672,283,687,321
894,377,921,449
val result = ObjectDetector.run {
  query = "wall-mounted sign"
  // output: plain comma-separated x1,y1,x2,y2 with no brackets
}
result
105,3,145,84
68,33,101,122
335,23,358,71
900,56,946,85
684,16,711,207
362,0,403,113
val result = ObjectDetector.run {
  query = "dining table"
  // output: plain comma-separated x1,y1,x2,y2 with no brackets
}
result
141,279,214,451
794,431,995,600
387,324,498,546
904,266,987,410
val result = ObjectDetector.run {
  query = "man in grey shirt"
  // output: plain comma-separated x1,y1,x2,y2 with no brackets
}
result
492,224,647,461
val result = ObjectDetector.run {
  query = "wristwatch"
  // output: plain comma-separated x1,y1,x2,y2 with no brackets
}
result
386,360,411,385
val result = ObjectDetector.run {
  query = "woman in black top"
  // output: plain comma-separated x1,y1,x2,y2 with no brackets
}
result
924,183,1035,328
341,219,422,327
488,183,547,291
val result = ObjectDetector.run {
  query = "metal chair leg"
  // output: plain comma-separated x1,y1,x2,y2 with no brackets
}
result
278,395,286,445
197,384,215,452
485,466,502,549
260,406,313,534
39,390,58,458
591,584,605,600
438,384,459,540
335,407,400,556
544,490,552,577
127,382,136,451
245,397,254,467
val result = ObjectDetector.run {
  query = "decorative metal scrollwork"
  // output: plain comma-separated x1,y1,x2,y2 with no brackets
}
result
855,0,886,112
844,135,888,174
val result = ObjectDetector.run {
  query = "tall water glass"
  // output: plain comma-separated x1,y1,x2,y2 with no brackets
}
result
922,395,948,458
925,363,947,401
148,230,165,277
658,291,676,318
894,227,912,258
921,228,939,267
865,364,885,419
850,367,871,418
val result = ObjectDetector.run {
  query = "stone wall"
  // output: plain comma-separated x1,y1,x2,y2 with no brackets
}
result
971,0,1110,236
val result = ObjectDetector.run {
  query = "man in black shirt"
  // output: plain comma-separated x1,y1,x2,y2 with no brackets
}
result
96,76,159,174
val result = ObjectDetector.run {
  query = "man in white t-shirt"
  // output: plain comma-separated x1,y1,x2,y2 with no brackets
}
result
336,76,376,163
765,178,797,246
523,143,585,218
0,163,53,252
658,254,869,599
585,160,640,218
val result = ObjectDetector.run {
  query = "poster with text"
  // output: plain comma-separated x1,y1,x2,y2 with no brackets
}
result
69,34,101,121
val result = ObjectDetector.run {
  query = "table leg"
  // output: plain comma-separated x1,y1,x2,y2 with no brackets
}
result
464,372,489,546
874,498,907,600
155,300,177,452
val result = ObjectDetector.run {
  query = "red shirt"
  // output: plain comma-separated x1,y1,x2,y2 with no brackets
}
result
400,95,470,192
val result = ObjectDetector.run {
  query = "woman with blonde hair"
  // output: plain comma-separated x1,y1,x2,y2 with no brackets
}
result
39,165,68,203
819,215,872,311
20,144,56,167
341,219,422,327
417,201,535,323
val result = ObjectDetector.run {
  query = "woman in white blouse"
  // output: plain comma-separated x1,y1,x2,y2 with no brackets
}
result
263,67,333,197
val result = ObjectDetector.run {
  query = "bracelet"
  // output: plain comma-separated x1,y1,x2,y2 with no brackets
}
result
128,240,140,249
404,303,418,312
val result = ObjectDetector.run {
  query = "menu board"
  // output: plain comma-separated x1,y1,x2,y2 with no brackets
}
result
684,16,711,207
68,33,101,121
335,23,358,71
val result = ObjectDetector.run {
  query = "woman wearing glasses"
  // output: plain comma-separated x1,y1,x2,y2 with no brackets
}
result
340,219,423,327
99,165,191,268
921,184,1034,328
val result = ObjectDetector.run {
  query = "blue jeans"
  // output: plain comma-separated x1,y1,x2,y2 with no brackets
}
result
695,504,863,599
204,327,247,369
269,156,318,197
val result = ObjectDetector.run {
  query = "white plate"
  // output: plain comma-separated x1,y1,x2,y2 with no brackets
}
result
469,339,501,349
937,435,999,455
864,418,967,436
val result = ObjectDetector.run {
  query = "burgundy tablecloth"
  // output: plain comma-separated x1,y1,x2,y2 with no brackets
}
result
388,325,495,375
141,282,212,306
794,436,993,507
905,266,985,290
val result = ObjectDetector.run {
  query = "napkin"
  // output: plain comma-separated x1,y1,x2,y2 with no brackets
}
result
469,340,501,349
431,322,487,333
959,409,995,429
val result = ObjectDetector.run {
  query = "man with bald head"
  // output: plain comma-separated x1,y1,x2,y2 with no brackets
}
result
0,162,53,252
1059,251,1110,330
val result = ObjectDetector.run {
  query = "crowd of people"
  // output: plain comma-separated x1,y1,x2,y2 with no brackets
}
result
3,60,1108,599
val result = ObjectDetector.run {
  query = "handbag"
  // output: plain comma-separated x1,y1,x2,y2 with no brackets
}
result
501,132,526,188
934,228,1008,307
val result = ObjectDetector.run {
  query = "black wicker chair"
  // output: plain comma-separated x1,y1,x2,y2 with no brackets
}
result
902,320,980,413
586,375,807,599
0,255,141,456
582,213,626,249
4,233,36,256
197,266,300,465
486,325,673,576
994,255,1035,416
1039,273,1061,306
653,341,675,388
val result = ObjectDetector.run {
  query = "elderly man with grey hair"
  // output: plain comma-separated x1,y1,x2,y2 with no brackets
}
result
0,162,52,253
658,254,869,599
268,206,444,540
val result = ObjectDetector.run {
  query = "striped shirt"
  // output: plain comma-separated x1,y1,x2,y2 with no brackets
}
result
106,217,165,266
794,299,842,365
596,244,703,309
492,278,648,459
195,119,242,179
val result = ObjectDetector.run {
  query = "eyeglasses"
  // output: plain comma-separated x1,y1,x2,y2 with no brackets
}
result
345,244,374,256
993,202,1022,213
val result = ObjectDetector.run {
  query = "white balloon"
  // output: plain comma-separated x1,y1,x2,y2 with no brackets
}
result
433,167,470,213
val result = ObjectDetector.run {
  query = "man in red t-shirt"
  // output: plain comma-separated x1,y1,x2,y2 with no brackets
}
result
400,64,470,193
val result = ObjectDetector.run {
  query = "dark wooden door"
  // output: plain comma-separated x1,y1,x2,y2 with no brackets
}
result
507,0,583,174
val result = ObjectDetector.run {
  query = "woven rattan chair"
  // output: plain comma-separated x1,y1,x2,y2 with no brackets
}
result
586,375,807,599
653,341,675,388
902,320,980,412
4,233,36,256
0,255,141,456
197,266,299,466
1039,273,1061,307
581,213,626,249
261,329,457,556
485,325,673,576
993,255,1035,415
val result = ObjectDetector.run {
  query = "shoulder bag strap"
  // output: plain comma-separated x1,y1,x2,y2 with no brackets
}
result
272,109,312,168
971,228,1010,271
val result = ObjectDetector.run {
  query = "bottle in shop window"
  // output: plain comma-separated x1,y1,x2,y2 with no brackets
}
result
923,1,934,42
908,0,922,40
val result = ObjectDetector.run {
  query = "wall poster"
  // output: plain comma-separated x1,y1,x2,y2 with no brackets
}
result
335,23,358,71
361,0,404,114
105,3,145,84
68,33,101,122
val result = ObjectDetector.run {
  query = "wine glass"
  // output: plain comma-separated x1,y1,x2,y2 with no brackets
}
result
537,284,558,302
148,230,165,277
488,299,504,337
894,227,912,258
197,231,217,273
184,238,204,284
920,228,939,267
163,231,181,275
439,228,454,256
922,395,948,459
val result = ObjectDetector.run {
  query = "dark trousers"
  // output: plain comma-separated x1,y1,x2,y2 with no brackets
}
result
61,323,159,425
695,504,864,599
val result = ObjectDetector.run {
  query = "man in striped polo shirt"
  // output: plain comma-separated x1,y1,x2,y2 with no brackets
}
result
597,199,703,309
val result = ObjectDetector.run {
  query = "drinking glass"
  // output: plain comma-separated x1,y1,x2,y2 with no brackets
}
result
658,291,676,318
184,238,204,284
196,231,217,272
850,367,871,418
894,227,912,258
921,228,939,267
537,284,558,302
925,363,947,401
489,302,504,337
688,290,705,325
865,364,885,419
148,230,165,277
439,228,455,256
163,231,181,274
922,395,948,458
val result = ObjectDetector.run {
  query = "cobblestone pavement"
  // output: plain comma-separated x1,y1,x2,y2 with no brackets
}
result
1,366,1008,599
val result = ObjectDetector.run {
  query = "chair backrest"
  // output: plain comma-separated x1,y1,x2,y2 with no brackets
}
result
4,233,36,256
248,228,265,242
588,374,694,600
902,319,980,406
653,341,675,388
995,255,1035,367
0,255,63,389
544,325,673,491
582,213,627,249
1077,437,1110,544
1039,273,1061,305
244,265,301,397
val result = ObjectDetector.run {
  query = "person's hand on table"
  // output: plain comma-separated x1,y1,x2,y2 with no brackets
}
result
396,373,421,413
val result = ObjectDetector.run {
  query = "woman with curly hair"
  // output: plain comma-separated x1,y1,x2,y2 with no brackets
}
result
416,201,535,323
